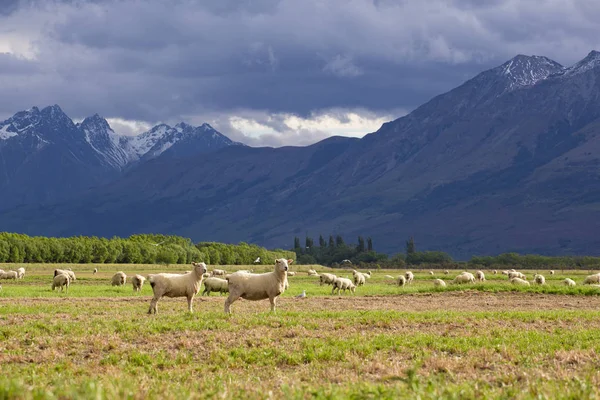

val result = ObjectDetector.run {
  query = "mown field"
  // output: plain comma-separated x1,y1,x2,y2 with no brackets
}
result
2,264,600,399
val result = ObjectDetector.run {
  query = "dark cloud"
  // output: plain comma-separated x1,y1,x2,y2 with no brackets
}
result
1,0,600,145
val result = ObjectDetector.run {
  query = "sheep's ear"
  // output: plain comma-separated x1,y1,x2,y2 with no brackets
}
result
287,259,294,265
275,259,279,264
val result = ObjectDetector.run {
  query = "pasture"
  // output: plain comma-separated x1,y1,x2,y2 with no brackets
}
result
2,264,600,399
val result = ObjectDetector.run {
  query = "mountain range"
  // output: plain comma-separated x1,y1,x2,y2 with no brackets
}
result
3,51,600,258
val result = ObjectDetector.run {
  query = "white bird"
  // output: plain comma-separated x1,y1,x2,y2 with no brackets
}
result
150,240,166,247
254,257,261,263
295,290,306,298
342,259,351,264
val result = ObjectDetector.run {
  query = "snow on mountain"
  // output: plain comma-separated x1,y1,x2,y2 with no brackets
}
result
0,106,43,140
556,50,600,77
495,54,564,90
77,114,131,169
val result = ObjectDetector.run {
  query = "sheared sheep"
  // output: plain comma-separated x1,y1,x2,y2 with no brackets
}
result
352,270,366,286
533,274,545,285
583,273,600,285
405,271,414,284
202,277,229,296
211,269,227,276
332,277,356,295
319,273,337,286
363,271,372,279
54,269,76,282
17,267,25,279
224,259,291,314
508,271,526,280
433,279,446,288
307,269,319,276
475,271,485,282
397,275,406,287
52,273,70,292
132,274,146,292
511,277,530,286
452,272,475,284
111,272,127,286
148,262,208,314
563,278,576,287
2,271,18,280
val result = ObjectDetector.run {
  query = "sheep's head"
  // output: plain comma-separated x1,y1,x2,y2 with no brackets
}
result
274,258,293,273
192,262,208,275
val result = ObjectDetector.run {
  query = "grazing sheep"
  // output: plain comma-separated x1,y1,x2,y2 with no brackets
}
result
405,271,414,284
54,269,76,282
352,270,366,286
111,272,127,286
224,259,292,314
429,271,434,276
211,269,227,276
397,275,406,287
17,267,25,279
202,277,229,296
444,270,449,275
332,277,356,295
319,273,337,286
475,270,485,282
563,278,576,287
363,271,372,279
508,271,526,280
511,277,530,286
307,269,319,276
287,271,296,277
433,279,446,288
132,275,146,292
452,272,475,284
583,273,600,285
148,262,208,314
501,270,510,275
1,271,18,280
93,268,98,274
52,273,70,292
550,270,555,275
492,270,497,275
533,274,546,285
202,272,210,278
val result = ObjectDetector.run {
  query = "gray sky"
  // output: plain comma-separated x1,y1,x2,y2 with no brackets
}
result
1,0,600,146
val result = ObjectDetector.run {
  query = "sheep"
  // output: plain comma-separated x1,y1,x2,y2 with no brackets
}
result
475,270,485,282
287,271,296,277
17,267,25,279
148,262,208,314
583,273,600,285
93,268,98,274
332,277,356,295
405,271,414,284
452,272,475,284
307,269,319,276
352,270,366,286
563,278,576,287
444,270,449,275
501,270,510,275
508,271,526,280
363,271,372,279
131,274,146,292
533,274,546,285
202,272,210,279
1,271,18,280
492,270,497,275
211,269,227,276
397,275,406,287
54,269,76,282
511,277,530,286
52,273,70,292
429,271,434,276
550,270,555,275
224,258,291,314
202,277,229,296
433,279,446,288
111,272,127,286
236,269,253,274
319,273,337,286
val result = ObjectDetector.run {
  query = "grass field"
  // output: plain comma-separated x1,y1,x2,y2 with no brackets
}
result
2,264,600,399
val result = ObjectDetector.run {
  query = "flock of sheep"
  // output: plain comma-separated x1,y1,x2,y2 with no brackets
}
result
3,262,600,315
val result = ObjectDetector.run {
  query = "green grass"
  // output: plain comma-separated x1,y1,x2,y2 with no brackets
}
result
1,265,600,399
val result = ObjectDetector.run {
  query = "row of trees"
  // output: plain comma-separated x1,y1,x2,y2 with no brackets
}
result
0,233,294,265
292,234,387,266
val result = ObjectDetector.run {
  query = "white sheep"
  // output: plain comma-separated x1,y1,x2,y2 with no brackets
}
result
452,272,475,284
429,271,434,276
287,271,296,277
583,273,600,285
17,267,25,279
132,275,146,292
492,270,497,275
307,269,319,276
533,274,545,285
397,275,406,287
54,269,76,282
332,277,356,295
224,258,291,314
508,271,526,280
550,270,555,275
202,277,229,296
405,271,414,284
352,270,366,286
475,270,485,282
211,269,227,276
563,278,576,287
433,278,446,288
111,272,127,286
52,273,70,292
2,271,18,280
501,270,510,275
319,273,337,286
148,262,208,314
444,270,449,275
511,277,530,286
202,272,210,279
93,268,98,274
363,271,372,279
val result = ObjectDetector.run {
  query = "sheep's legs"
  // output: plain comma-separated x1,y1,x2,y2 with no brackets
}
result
187,295,194,313
148,296,160,314
269,296,276,312
224,293,241,314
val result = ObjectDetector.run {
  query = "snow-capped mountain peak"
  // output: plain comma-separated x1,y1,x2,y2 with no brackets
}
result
497,54,564,90
559,50,600,77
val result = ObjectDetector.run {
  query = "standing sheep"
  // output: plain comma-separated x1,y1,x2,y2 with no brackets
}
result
132,275,146,292
307,269,319,276
332,277,356,295
508,271,526,280
405,271,414,284
111,272,127,286
52,274,70,292
54,269,76,282
583,273,600,285
17,267,25,279
429,271,434,276
224,259,292,314
492,270,498,275
444,270,449,275
452,272,475,284
352,270,366,286
211,269,227,276
2,271,18,280
148,262,208,314
202,277,229,296
533,274,546,285
511,277,530,286
319,273,337,286
397,275,407,287
287,271,296,277
550,270,555,275
93,268,98,274
475,271,485,282
433,279,446,288
563,278,576,287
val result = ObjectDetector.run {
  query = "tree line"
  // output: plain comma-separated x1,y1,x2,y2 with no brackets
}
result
0,233,294,265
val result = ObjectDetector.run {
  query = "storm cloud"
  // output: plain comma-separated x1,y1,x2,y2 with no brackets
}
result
1,0,600,145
